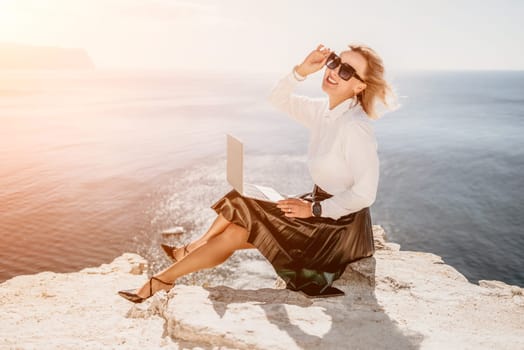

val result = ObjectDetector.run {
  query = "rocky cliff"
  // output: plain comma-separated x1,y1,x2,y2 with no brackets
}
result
0,225,522,349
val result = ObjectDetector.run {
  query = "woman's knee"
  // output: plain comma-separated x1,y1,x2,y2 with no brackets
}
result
218,223,249,247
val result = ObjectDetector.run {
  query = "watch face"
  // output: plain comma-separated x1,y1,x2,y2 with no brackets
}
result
313,202,321,216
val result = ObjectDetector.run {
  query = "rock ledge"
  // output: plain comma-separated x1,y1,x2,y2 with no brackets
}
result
1,225,522,349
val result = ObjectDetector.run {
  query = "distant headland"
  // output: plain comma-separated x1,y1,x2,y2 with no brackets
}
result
0,42,95,70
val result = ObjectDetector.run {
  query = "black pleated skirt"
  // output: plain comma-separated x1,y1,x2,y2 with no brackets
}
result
210,184,375,295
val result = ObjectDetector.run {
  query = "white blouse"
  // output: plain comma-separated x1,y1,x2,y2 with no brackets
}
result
267,66,380,220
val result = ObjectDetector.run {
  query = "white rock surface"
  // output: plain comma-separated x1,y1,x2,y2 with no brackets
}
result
1,225,522,349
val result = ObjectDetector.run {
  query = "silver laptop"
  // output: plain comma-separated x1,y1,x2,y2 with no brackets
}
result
226,133,287,203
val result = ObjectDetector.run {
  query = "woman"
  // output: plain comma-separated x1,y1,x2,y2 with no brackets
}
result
118,43,397,302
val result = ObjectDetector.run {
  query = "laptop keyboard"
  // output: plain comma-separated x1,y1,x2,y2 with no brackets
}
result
243,183,269,200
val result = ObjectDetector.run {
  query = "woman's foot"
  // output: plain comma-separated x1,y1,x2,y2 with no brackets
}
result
135,275,174,299
161,241,201,263
173,242,195,261
117,276,174,303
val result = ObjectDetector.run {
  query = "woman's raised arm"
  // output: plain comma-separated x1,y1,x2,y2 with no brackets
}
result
267,44,332,129
267,67,326,129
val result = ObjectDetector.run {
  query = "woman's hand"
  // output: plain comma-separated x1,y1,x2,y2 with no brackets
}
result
276,198,313,218
295,44,332,77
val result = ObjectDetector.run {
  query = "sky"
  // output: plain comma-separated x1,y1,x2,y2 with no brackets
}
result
0,0,522,73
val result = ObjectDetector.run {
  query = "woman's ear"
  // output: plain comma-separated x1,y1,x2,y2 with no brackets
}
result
355,83,367,95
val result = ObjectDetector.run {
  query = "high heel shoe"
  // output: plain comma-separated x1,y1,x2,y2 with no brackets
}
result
160,243,190,263
117,276,174,303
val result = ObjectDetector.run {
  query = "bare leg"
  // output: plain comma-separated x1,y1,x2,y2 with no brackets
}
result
198,212,232,242
172,212,233,260
137,223,254,298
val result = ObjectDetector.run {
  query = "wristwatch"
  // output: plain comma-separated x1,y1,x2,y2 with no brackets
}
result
312,201,322,217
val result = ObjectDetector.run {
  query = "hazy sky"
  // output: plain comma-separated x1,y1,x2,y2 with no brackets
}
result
0,0,522,73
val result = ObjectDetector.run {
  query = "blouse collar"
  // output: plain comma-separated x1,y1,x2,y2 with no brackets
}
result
323,96,360,121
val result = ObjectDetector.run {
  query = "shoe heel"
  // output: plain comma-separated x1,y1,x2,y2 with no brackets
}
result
160,243,191,262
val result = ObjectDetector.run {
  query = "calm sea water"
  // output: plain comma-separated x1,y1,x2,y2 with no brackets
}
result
0,68,523,287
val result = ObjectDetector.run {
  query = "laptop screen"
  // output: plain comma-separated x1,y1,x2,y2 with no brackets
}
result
226,134,244,194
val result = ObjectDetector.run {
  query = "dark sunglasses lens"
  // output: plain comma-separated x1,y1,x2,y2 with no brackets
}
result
338,64,354,81
326,54,339,69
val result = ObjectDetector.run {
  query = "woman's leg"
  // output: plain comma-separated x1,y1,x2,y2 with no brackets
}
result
136,222,255,298
172,212,232,260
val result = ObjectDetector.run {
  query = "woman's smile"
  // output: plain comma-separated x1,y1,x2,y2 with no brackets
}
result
325,74,338,85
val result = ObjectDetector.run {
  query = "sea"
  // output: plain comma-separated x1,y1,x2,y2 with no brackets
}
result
0,68,523,288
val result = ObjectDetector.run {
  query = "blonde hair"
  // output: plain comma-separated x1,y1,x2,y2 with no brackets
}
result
347,43,399,120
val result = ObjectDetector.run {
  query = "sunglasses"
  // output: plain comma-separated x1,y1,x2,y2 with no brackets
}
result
325,52,365,82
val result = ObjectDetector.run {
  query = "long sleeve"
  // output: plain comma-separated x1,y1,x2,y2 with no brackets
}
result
320,120,380,220
267,66,326,130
